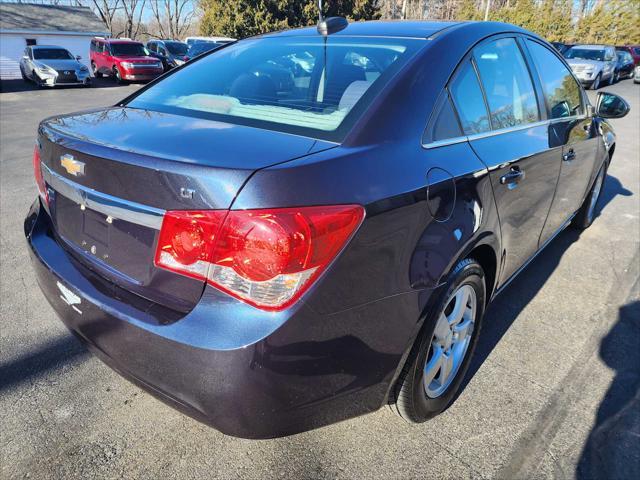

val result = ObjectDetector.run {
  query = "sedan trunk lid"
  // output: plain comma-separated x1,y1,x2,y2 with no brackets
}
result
38,107,335,313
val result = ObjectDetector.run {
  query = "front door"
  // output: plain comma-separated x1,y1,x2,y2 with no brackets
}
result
524,39,600,244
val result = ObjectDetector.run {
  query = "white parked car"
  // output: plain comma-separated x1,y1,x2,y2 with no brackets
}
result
634,65,640,84
20,45,91,87
564,44,617,90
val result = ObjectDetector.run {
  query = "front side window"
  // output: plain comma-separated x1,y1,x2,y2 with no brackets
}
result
448,60,491,135
526,40,583,119
473,38,539,130
33,48,74,60
128,37,422,141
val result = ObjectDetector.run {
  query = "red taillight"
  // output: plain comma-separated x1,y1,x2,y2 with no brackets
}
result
155,205,365,310
33,146,48,204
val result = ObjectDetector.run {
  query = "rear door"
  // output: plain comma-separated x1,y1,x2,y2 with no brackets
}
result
524,39,599,244
453,36,561,285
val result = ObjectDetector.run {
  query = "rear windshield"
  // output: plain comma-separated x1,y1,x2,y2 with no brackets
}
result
33,48,74,60
110,43,148,57
166,42,188,55
565,48,605,61
127,36,423,141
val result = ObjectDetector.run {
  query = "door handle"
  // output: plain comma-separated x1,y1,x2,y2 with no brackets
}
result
500,167,525,186
563,149,576,162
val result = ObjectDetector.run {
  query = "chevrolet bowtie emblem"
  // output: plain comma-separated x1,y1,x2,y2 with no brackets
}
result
60,154,85,176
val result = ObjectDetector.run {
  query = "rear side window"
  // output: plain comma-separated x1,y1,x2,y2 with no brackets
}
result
449,60,490,135
526,40,583,119
474,38,539,130
428,95,462,142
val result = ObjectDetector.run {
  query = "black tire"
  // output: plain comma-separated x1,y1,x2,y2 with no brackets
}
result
392,258,486,423
32,71,43,88
572,159,608,230
91,62,102,78
113,66,127,84
20,66,28,82
591,73,601,90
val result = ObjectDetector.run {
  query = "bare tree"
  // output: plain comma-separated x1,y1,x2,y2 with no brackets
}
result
89,0,121,35
119,0,147,39
149,0,194,40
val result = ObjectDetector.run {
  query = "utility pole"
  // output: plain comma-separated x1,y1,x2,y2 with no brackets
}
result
484,0,492,21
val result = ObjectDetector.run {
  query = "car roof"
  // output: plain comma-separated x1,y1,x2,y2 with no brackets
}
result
105,38,142,44
31,45,68,49
261,20,463,39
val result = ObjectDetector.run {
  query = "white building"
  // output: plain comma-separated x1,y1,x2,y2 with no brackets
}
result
0,2,109,79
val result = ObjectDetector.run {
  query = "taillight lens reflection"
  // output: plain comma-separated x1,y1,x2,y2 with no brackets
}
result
33,146,48,204
155,205,365,311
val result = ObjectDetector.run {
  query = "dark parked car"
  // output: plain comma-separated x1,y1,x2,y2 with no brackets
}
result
185,41,224,61
146,39,189,70
25,20,629,439
615,50,635,80
616,45,640,65
550,41,572,54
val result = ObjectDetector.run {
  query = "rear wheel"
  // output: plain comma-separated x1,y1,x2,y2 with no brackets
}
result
572,160,607,230
393,258,485,423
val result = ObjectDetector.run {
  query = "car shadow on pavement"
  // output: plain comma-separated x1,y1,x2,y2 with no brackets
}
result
0,78,133,93
0,335,90,393
576,298,640,480
460,172,632,394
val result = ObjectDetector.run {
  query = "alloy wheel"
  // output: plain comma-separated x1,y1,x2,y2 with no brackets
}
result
423,284,477,398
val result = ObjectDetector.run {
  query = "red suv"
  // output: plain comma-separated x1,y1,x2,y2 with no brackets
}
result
90,38,163,83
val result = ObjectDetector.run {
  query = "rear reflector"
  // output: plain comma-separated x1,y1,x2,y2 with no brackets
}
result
155,205,365,310
33,145,48,204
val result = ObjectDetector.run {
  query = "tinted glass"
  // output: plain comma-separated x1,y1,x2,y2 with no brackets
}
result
474,38,539,130
431,96,462,141
449,60,490,135
166,42,188,55
565,48,605,61
527,40,583,119
33,48,74,60
188,43,219,57
110,43,147,56
129,37,422,141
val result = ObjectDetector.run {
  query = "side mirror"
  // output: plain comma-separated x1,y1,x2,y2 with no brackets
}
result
22,55,29,60
76,55,81,60
596,92,630,119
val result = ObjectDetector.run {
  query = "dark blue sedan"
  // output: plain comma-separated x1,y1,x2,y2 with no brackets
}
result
25,20,629,438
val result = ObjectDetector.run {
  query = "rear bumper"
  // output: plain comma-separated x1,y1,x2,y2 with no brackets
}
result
25,199,425,438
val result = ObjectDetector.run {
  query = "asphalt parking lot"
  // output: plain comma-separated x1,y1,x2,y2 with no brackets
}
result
1,77,639,480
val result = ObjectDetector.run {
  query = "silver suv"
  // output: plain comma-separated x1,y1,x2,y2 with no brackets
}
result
564,44,617,89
